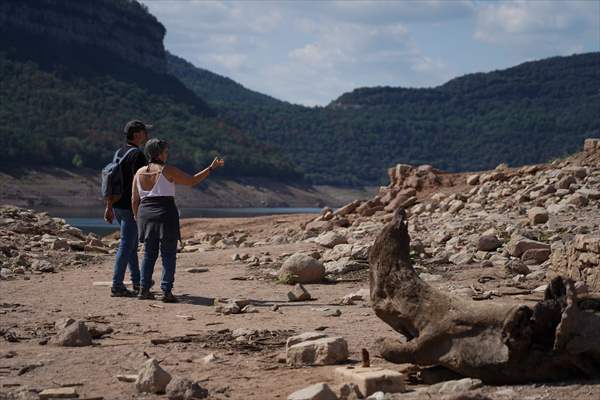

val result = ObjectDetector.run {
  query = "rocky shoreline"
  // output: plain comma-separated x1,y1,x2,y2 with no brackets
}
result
1,139,599,400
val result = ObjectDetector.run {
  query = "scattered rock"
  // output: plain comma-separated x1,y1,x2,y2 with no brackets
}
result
521,248,551,264
335,366,405,397
449,251,473,265
528,207,549,225
38,387,78,399
315,231,347,248
431,378,484,394
166,377,208,400
50,321,92,347
505,260,531,275
288,284,312,302
287,336,349,366
185,267,208,273
117,374,138,382
136,358,172,394
507,237,550,257
477,235,501,252
287,382,337,400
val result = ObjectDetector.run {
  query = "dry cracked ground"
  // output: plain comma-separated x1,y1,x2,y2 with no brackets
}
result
1,140,600,400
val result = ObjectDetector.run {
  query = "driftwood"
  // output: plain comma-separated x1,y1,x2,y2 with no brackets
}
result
369,209,600,384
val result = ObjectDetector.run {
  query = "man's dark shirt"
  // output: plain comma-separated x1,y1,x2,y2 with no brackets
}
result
112,144,147,210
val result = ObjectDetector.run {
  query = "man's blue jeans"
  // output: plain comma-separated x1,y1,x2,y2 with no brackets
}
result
111,208,141,289
140,236,177,292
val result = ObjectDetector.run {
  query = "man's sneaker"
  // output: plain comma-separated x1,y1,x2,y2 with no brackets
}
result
132,284,140,295
110,287,136,297
161,291,178,303
138,289,155,300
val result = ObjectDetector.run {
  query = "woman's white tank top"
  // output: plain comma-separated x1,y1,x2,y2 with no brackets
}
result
137,170,175,199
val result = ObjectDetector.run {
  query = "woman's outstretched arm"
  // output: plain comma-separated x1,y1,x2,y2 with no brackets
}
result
163,157,224,186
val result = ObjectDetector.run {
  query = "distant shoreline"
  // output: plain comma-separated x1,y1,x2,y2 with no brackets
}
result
0,168,376,210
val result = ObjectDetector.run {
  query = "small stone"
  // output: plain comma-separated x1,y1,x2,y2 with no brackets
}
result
202,353,218,364
507,237,550,257
477,235,502,252
323,309,342,317
136,358,172,394
50,321,92,347
433,378,483,394
50,239,70,251
528,207,549,225
338,383,362,400
315,231,347,248
505,259,531,275
38,387,78,399
341,288,370,304
166,377,208,400
449,251,473,265
288,283,312,302
521,248,551,264
466,175,479,185
117,374,138,382
335,366,405,397
185,267,208,273
288,383,337,400
286,332,329,350
287,336,349,366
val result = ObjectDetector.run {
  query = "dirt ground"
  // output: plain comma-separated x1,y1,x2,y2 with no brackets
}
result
1,214,599,400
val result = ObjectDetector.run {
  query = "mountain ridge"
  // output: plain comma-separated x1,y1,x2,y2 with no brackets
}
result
168,51,600,185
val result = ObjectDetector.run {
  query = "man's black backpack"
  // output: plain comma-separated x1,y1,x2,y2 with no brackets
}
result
101,147,138,202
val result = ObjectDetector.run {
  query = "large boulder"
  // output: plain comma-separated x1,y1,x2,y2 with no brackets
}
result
279,253,325,284
136,358,172,394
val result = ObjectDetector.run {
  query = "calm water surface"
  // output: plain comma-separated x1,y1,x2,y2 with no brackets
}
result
45,207,321,236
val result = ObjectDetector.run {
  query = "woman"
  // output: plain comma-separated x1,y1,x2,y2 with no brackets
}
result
132,138,224,302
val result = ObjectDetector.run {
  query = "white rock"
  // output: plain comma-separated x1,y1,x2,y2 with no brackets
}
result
287,383,337,400
135,358,172,394
315,231,347,248
287,337,349,366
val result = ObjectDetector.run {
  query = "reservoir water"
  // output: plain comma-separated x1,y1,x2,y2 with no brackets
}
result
45,207,322,236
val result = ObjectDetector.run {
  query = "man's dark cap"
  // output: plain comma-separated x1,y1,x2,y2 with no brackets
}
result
123,120,152,135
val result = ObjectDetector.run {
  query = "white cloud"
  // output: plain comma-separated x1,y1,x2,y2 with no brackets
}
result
474,0,599,55
142,0,599,105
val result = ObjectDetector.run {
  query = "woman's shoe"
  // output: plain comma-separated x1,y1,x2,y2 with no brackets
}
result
138,289,155,300
161,291,178,303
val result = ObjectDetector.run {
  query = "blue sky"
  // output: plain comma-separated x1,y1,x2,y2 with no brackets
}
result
142,0,600,106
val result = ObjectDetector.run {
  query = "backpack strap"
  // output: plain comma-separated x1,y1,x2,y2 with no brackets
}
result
113,147,139,164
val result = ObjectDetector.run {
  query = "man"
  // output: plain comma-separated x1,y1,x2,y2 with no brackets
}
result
104,120,150,297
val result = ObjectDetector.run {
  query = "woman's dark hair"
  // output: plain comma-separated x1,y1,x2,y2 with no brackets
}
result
144,138,169,166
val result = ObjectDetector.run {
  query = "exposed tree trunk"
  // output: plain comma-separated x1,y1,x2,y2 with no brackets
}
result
369,209,600,384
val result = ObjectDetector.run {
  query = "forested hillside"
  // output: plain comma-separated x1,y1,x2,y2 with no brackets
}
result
169,52,600,185
0,0,301,180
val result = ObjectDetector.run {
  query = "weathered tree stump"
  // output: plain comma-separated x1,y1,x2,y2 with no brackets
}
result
369,209,600,384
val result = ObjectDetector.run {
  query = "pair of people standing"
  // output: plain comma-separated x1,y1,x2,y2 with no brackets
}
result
105,120,224,302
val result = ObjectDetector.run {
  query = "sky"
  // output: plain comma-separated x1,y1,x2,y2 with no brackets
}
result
141,0,600,106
